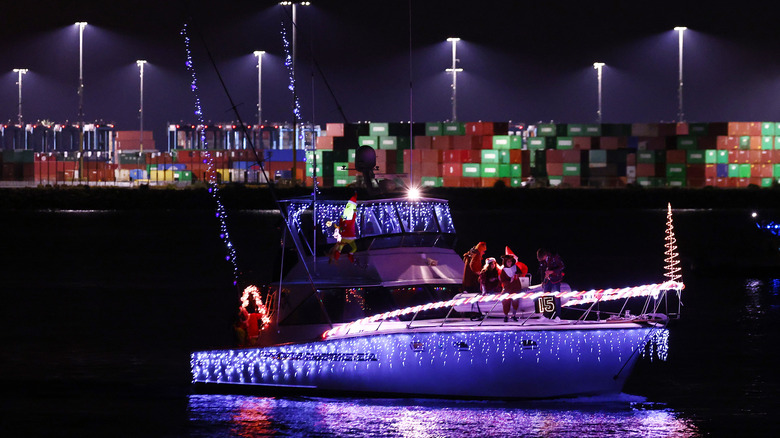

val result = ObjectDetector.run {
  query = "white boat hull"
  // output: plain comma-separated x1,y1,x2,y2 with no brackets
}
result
192,322,662,399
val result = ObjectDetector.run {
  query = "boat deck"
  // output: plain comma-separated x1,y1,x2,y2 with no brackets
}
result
324,314,661,340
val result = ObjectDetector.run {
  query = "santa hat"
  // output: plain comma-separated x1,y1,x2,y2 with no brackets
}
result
347,193,357,206
502,246,528,275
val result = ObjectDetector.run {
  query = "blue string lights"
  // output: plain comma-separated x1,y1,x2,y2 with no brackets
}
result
191,327,667,397
664,203,681,283
281,24,302,124
181,23,239,285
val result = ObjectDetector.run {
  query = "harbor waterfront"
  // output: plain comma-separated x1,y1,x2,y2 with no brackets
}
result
1,188,779,435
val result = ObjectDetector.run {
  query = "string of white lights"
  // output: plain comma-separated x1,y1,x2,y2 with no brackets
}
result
322,281,684,338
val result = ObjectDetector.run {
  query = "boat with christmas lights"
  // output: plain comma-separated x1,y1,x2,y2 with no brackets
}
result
191,197,683,399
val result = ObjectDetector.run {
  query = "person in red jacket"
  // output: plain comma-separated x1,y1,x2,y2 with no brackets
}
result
462,242,486,293
499,247,528,322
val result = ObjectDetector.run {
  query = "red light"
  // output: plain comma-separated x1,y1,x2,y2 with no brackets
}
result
232,125,236,129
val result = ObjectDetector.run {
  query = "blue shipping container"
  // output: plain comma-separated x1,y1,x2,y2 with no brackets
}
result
716,164,728,178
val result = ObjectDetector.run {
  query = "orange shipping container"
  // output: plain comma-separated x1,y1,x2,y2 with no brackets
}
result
414,135,432,149
716,136,739,150
325,123,345,137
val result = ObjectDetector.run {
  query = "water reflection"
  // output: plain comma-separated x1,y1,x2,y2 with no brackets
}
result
188,394,700,437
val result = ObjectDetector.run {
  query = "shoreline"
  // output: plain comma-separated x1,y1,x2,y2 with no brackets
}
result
1,184,779,211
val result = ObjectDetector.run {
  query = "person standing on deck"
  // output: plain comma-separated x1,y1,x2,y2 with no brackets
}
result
462,242,486,293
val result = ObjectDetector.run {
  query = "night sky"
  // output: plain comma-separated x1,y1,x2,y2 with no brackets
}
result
2,1,780,148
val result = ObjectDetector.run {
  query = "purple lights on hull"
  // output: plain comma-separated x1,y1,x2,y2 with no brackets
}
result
192,324,667,399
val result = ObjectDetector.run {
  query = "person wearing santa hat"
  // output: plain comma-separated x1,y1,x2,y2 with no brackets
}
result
499,247,528,322
462,242,486,294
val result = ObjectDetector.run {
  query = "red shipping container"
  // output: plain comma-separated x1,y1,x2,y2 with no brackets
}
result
560,149,582,162
747,122,762,136
697,136,717,149
666,150,687,164
431,136,453,150
757,164,773,178
480,177,505,188
736,150,750,164
316,136,334,150
686,164,706,178
463,150,482,163
747,150,761,163
442,150,464,162
441,163,461,177
749,136,762,150
716,136,739,149
562,176,581,187
546,150,564,163
705,164,717,178
509,150,523,164
414,136,432,149
675,122,689,135
759,150,773,164
546,163,563,175
572,137,592,150
727,122,747,136
636,163,657,177
637,137,665,150
460,178,481,188
325,123,344,137
686,178,706,188
442,176,461,187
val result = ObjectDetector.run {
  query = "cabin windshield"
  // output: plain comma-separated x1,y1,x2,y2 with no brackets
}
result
281,198,457,255
280,284,462,325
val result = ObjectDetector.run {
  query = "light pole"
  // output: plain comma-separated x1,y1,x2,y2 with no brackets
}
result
674,26,687,122
593,62,605,124
280,1,310,183
253,51,265,128
13,69,28,126
136,60,147,154
446,37,463,121
75,21,87,179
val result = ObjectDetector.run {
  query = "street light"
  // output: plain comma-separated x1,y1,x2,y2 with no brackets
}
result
674,26,687,122
75,22,87,124
593,62,605,123
75,21,87,179
253,51,265,128
445,37,463,121
280,1,310,184
136,60,147,154
12,68,28,126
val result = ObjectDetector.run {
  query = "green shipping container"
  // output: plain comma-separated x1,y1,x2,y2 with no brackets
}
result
443,122,466,136
480,164,499,178
583,124,602,136
562,163,581,176
510,164,522,177
425,122,443,136
761,178,774,188
481,150,500,163
637,151,659,163
727,164,740,178
174,170,192,181
378,136,410,150
492,135,511,149
763,136,775,150
497,150,511,164
637,177,665,187
761,122,776,136
666,177,686,187
716,150,729,164
420,177,442,187
704,150,718,164
688,123,709,136
369,123,389,136
527,137,551,150
666,164,686,177
738,136,751,150
739,164,751,178
537,124,566,137
509,135,523,149
358,136,379,147
462,163,481,177
510,177,523,187
676,137,697,149
686,150,706,164
775,137,780,150
566,124,586,136
556,137,574,150
774,164,780,177
334,175,356,187
548,175,563,186
498,164,512,177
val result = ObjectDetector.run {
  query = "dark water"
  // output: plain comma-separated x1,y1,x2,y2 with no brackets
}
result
1,206,779,437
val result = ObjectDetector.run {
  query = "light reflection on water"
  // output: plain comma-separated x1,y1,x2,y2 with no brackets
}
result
187,394,700,437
